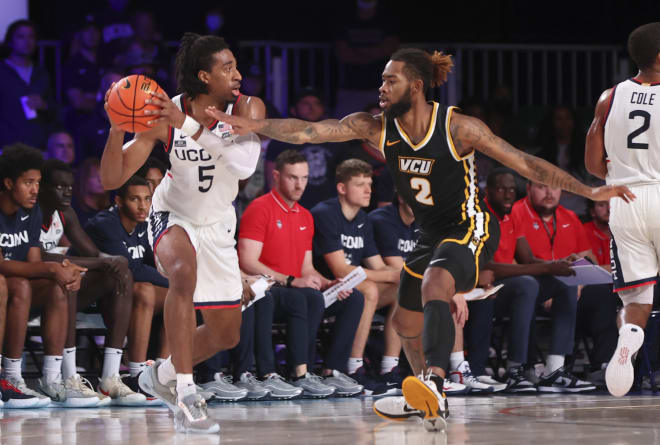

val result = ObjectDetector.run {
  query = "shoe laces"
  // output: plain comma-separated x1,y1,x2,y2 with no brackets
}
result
241,372,260,385
107,375,134,397
304,373,324,383
265,373,285,382
67,374,95,392
214,373,234,385
182,394,208,421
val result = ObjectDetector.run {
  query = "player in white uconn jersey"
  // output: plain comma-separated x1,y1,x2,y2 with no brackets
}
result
586,22,660,398
99,33,264,434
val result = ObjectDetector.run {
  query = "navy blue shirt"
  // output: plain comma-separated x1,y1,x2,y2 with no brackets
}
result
85,206,168,287
311,198,378,278
368,204,419,260
0,205,42,261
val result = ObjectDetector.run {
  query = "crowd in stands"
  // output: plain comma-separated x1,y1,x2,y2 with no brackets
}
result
0,8,648,408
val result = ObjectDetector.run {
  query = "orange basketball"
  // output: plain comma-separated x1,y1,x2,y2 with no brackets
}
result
106,74,163,133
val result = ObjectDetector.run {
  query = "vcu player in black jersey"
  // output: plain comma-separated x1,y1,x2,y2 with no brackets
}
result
207,48,635,431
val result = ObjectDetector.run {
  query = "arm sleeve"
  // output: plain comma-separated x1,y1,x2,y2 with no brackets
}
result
196,127,261,179
312,207,343,255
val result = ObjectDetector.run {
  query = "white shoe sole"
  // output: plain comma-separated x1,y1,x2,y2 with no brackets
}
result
55,397,101,408
3,398,43,409
537,385,597,393
606,325,645,397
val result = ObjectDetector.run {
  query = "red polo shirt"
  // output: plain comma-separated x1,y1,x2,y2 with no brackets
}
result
583,221,610,266
238,190,314,277
511,197,590,261
484,197,517,264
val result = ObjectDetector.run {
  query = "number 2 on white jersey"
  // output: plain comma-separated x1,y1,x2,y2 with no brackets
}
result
410,177,434,205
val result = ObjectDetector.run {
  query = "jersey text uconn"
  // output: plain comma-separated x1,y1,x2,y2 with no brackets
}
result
174,148,212,162
0,231,28,248
341,234,364,249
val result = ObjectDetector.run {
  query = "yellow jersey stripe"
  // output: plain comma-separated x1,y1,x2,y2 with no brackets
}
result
394,102,438,151
378,113,386,156
445,106,474,162
403,262,424,280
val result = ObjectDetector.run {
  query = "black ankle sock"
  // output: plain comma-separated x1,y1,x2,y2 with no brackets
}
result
428,373,445,390
423,300,455,372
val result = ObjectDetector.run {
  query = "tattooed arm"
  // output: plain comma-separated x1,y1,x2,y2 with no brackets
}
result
449,112,635,202
204,108,383,147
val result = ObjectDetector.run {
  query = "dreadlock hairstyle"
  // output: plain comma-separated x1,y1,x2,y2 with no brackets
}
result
390,48,454,94
175,32,230,99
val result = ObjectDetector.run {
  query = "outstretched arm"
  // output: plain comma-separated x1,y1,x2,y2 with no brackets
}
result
205,107,383,147
585,88,612,179
449,112,635,202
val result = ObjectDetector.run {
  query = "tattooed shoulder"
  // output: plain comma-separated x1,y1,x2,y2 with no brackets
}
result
340,112,382,144
449,113,499,156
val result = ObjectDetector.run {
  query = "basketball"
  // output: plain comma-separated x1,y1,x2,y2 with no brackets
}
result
106,74,162,133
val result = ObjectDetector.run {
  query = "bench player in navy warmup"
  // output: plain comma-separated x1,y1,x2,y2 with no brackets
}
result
207,47,634,431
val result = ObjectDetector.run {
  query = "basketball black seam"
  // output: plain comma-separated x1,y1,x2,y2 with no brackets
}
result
133,83,158,111
132,74,140,132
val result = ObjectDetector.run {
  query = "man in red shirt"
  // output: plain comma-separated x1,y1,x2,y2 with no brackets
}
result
238,150,364,398
578,200,620,385
509,181,596,392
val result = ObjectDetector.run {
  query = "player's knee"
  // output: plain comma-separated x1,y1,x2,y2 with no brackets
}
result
132,282,155,310
515,275,540,300
7,278,31,307
360,280,379,305
166,261,196,294
50,283,68,308
0,275,7,304
392,307,422,337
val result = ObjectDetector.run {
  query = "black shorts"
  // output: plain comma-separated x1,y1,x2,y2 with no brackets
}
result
398,212,500,312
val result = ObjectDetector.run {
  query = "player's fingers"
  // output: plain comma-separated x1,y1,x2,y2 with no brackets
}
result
147,117,165,126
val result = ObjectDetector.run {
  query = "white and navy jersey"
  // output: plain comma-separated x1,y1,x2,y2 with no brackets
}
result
0,205,42,261
368,204,419,259
153,94,239,226
311,197,379,279
604,78,660,186
39,210,65,253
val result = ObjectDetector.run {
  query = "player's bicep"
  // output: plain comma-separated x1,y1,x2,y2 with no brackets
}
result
585,89,612,179
338,112,383,146
119,125,167,183
237,238,265,265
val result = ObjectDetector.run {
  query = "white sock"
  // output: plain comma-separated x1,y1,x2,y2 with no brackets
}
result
544,354,565,376
176,373,196,401
449,351,465,371
158,356,177,385
43,356,63,383
380,356,399,375
347,358,363,375
62,347,77,379
129,361,147,377
102,348,123,379
2,357,21,380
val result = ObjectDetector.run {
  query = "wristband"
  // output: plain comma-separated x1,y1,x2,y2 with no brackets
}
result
181,115,202,137
286,275,295,287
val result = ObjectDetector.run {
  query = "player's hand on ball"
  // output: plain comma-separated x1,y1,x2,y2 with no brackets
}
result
103,82,122,130
591,184,636,203
144,91,186,129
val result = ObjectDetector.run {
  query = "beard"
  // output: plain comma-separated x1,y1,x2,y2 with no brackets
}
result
384,88,413,120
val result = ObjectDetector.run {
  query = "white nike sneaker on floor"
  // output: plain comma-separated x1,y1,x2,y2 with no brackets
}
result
442,379,468,395
98,375,147,406
373,395,424,421
60,374,100,407
6,376,51,408
606,323,645,397
402,373,449,432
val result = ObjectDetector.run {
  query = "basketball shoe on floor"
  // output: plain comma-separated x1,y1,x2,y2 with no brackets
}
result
348,367,390,396
373,395,424,421
449,361,494,394
401,373,449,432
233,372,269,401
174,392,220,434
0,379,41,409
475,375,507,393
537,366,596,393
260,373,303,400
138,360,177,410
199,372,248,402
291,373,335,398
442,379,469,395
5,377,51,408
98,375,147,406
379,367,404,396
606,323,645,397
121,374,165,406
504,366,537,393
323,370,364,397
58,374,100,407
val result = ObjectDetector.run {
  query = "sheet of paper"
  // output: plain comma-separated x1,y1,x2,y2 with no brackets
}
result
242,277,272,311
322,267,367,308
460,284,505,301
555,262,613,286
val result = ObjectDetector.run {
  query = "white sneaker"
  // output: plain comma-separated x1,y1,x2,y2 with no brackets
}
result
442,379,468,395
98,375,147,406
5,376,51,408
373,395,424,421
475,375,507,392
449,361,500,394
606,323,645,397
61,374,100,408
401,373,448,432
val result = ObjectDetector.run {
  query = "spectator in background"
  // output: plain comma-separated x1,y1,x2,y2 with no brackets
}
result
63,15,104,117
537,106,591,217
120,10,170,86
312,159,400,395
46,131,76,165
265,88,348,209
578,200,619,386
74,157,110,227
334,0,399,117
240,61,281,119
74,71,124,161
238,150,363,398
85,175,169,400
0,20,58,151
510,180,597,392
96,0,134,67
136,156,167,194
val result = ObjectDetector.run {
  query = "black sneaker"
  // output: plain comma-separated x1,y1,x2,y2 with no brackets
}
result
349,367,390,396
537,366,597,393
1,378,41,409
379,366,404,396
121,374,165,406
505,366,537,393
